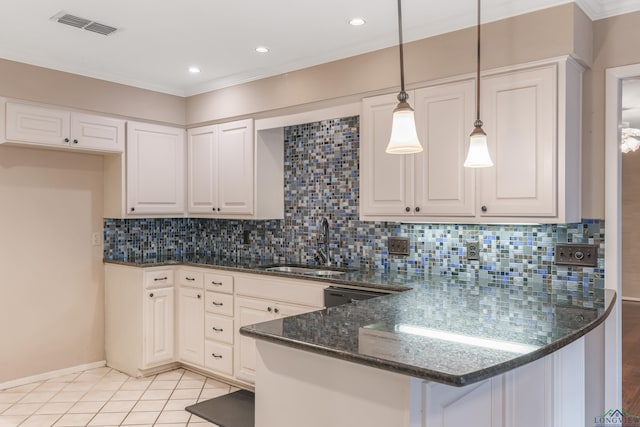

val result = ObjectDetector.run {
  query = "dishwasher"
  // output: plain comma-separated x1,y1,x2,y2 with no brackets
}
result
323,286,388,307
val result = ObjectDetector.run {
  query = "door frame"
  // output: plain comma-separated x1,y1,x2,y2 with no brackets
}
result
604,63,640,410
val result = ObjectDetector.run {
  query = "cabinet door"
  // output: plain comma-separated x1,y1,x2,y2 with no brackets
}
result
187,125,218,214
143,287,175,367
218,119,254,215
127,121,185,215
178,287,204,366
478,65,556,217
360,93,413,217
234,296,274,383
70,112,124,153
413,80,476,217
6,102,70,146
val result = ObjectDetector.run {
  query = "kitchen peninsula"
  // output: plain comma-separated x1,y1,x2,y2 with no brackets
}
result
105,255,613,427
241,275,614,427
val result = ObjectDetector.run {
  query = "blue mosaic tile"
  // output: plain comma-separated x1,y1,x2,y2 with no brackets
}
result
104,115,605,291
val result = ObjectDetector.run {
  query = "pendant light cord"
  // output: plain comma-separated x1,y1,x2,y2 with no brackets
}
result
397,0,408,102
475,0,482,124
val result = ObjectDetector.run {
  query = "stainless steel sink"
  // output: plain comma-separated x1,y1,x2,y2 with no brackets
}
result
303,270,346,277
264,265,348,277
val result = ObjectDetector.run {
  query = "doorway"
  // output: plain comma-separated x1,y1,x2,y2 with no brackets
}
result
605,63,640,413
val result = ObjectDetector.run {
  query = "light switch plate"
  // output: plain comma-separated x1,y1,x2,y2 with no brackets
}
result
555,244,598,267
388,237,410,256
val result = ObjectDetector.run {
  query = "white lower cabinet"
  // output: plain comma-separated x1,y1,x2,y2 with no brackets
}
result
143,286,175,367
106,264,324,384
205,341,234,376
178,287,204,366
105,264,176,377
235,296,321,384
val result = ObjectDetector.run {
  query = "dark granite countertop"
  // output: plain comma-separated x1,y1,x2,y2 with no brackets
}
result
104,255,615,386
240,277,615,387
104,255,417,292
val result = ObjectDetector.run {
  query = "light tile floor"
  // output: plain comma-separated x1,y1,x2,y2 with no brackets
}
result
0,367,237,426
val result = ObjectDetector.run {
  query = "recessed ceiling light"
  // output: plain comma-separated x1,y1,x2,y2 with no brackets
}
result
255,46,270,53
349,17,366,26
188,66,201,74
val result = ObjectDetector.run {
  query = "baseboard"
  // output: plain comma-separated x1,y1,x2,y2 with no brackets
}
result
0,360,106,391
622,296,640,302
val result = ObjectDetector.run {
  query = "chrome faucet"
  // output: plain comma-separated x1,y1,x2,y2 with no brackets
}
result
314,217,330,266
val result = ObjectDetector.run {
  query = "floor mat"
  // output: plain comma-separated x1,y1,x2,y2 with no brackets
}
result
186,389,255,427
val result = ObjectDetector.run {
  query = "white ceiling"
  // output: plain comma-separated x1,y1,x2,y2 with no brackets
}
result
0,0,638,97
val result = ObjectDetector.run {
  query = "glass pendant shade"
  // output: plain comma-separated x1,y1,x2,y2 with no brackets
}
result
386,101,423,154
464,124,493,167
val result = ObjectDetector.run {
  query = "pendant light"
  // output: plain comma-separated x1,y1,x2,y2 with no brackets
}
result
464,0,493,167
385,0,423,154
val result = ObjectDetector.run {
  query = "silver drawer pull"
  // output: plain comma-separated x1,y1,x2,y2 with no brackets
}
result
212,301,224,307
186,277,195,281
212,327,223,332
154,277,168,281
211,353,223,359
211,281,223,286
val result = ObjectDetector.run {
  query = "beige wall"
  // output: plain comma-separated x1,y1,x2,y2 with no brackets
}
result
583,10,640,220
0,59,186,126
0,146,105,383
186,3,583,126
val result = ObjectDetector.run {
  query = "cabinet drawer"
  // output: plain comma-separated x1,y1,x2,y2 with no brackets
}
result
205,314,234,344
177,269,204,288
205,272,233,294
204,341,233,376
205,292,233,317
144,270,174,288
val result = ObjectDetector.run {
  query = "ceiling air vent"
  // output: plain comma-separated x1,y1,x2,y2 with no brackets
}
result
84,22,118,36
52,12,118,36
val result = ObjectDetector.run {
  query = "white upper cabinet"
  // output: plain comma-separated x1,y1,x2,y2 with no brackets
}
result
361,79,475,219
477,60,582,222
218,120,254,215
413,80,476,217
188,119,255,217
188,125,218,214
360,57,583,224
5,101,124,153
127,121,186,215
360,93,413,216
70,112,125,152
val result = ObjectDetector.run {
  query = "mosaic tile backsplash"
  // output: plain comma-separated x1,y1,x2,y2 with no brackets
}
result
104,116,605,289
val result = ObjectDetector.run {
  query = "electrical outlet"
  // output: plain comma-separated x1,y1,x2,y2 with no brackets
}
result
91,232,102,246
555,244,598,267
388,237,410,256
243,230,251,245
466,241,479,261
